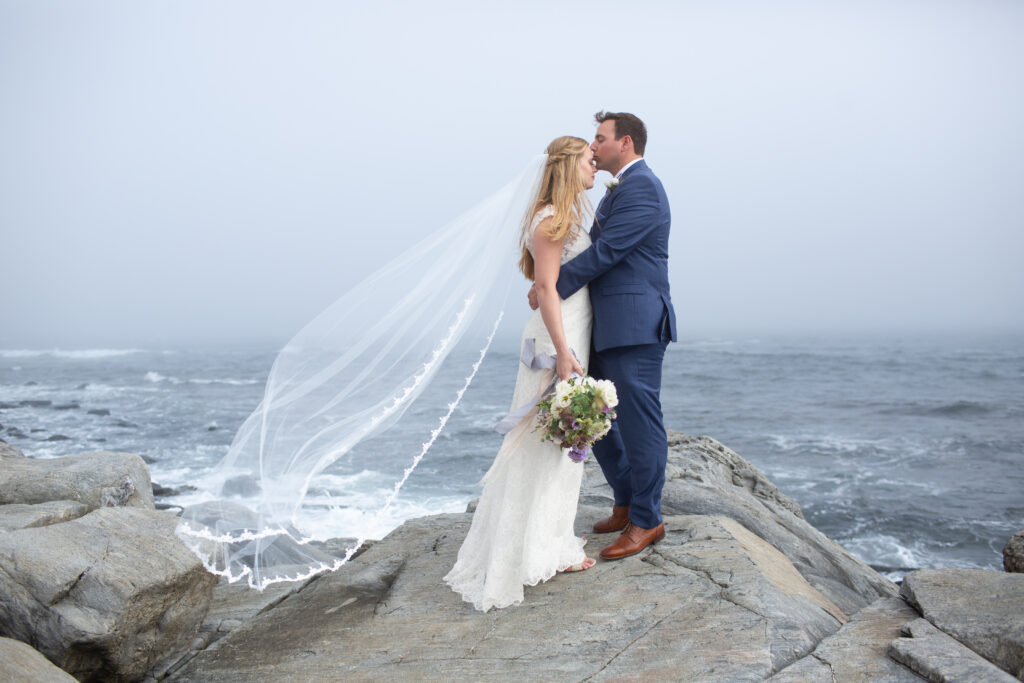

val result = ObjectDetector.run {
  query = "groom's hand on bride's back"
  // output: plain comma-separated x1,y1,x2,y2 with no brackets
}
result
528,284,539,310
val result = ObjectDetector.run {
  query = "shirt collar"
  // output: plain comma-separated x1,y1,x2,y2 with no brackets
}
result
615,158,643,180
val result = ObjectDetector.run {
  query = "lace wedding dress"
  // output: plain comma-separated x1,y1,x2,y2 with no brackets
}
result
444,205,593,612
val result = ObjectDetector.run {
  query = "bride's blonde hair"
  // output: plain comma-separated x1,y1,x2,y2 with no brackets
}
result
519,136,594,280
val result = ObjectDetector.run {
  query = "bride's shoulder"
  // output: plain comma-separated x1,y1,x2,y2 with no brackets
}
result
531,204,555,229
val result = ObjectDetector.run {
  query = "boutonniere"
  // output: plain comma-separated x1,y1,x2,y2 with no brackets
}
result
605,178,620,192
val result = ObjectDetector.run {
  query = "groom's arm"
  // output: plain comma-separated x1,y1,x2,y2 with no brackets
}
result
555,178,664,299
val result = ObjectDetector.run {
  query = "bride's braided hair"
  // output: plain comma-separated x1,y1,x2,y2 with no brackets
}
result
519,136,594,280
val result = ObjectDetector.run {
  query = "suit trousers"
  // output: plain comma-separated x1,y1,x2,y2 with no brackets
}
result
589,341,669,529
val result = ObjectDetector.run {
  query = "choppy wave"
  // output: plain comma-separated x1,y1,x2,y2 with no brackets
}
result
886,400,994,418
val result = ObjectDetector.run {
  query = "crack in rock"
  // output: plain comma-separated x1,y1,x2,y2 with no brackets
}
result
579,603,691,682
810,652,839,683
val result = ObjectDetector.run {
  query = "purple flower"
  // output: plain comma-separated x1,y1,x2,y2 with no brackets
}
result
567,445,588,463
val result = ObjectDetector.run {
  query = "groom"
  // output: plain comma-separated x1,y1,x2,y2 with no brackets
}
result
531,111,676,560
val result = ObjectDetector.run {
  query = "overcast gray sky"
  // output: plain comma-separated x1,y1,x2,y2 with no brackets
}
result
2,0,1022,348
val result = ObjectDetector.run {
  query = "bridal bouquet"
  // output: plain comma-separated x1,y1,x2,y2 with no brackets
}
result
535,375,618,463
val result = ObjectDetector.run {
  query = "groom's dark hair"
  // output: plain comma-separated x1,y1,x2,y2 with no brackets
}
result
594,111,647,155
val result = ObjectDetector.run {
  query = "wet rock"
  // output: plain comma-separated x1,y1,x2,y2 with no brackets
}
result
0,501,90,532
0,507,217,682
6,427,28,439
220,474,261,498
889,618,1018,682
18,399,50,407
113,419,138,428
87,408,111,416
44,434,71,442
900,568,1024,679
153,483,198,498
52,403,79,411
0,401,16,409
0,451,155,510
1005,529,1024,574
0,637,77,682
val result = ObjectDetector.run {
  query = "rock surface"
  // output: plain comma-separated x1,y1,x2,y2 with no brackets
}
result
0,439,26,459
1005,529,1024,573
0,500,89,532
0,451,154,510
587,433,898,615
771,597,925,682
0,637,77,683
170,506,866,682
889,618,1019,683
900,568,1024,679
0,507,217,682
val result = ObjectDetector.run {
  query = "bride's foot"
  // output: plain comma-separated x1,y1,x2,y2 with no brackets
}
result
561,557,596,573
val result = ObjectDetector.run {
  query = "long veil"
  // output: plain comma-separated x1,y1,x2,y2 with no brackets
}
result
176,155,547,589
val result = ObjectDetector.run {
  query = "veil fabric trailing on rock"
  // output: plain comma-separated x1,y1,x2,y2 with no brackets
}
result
176,155,547,590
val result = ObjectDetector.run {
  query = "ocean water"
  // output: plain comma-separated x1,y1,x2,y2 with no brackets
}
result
1,335,1021,581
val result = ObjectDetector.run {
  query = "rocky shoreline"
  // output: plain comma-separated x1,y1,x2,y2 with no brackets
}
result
1,433,1021,681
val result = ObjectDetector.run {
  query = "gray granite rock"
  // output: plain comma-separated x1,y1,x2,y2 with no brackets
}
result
771,596,925,682
889,618,1019,683
0,501,90,532
901,569,1024,679
0,507,216,682
147,578,303,680
0,637,77,682
581,432,898,615
0,440,26,459
0,451,154,510
1005,529,1024,574
169,507,853,682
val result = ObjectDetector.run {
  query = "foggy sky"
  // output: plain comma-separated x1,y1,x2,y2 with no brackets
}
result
2,0,1022,348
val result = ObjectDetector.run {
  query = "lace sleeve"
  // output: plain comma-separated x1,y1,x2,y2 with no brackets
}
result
525,205,556,254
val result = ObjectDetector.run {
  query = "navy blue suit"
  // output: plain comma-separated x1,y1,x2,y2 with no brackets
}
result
556,159,676,529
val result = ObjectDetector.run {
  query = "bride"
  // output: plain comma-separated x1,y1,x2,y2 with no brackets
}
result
175,135,599,596
444,135,599,611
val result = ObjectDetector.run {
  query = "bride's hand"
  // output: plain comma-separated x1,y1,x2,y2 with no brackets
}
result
528,285,539,311
557,352,584,381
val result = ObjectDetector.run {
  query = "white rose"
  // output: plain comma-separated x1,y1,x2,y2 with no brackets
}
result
596,379,618,408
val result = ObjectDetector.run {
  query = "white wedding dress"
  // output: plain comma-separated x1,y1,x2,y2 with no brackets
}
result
444,205,593,612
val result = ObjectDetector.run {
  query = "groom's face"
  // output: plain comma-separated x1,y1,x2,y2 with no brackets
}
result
591,120,625,174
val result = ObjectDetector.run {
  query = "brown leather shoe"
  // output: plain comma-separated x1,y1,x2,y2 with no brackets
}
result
599,522,665,560
592,505,630,533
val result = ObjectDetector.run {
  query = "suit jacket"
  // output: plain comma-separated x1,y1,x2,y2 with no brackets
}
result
556,159,677,352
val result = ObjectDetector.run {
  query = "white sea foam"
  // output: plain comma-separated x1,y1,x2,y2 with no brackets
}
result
0,348,146,359
144,371,258,386
839,533,986,582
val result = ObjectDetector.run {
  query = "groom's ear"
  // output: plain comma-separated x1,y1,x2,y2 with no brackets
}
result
619,134,635,154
